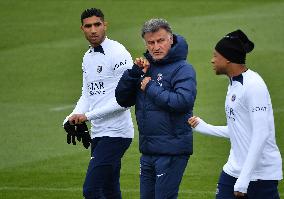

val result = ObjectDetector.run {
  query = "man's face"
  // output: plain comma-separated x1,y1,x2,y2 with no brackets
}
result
211,50,229,75
81,16,107,47
143,28,173,61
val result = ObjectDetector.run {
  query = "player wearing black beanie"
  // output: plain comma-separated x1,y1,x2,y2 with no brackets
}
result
188,29,282,199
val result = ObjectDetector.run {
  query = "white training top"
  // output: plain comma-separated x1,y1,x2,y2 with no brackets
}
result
66,37,134,139
194,69,282,193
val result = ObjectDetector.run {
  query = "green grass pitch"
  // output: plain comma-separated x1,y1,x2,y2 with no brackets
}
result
0,0,283,198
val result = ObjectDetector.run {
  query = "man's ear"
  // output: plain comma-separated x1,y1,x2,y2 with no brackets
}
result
170,35,173,44
104,21,108,31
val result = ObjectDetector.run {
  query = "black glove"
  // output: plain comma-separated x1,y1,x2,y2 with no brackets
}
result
63,121,91,149
63,121,77,145
76,122,91,149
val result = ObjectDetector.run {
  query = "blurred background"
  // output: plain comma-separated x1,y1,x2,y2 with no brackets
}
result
0,0,283,198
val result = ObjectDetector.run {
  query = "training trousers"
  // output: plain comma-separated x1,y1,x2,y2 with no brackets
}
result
83,136,132,199
140,154,189,199
216,170,280,199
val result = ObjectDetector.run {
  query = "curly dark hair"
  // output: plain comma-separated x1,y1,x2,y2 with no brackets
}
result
81,8,104,24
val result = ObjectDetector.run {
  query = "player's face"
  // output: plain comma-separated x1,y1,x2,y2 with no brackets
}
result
211,50,229,75
81,16,107,47
143,28,173,61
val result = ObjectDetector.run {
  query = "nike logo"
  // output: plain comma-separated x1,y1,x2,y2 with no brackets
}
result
157,173,165,178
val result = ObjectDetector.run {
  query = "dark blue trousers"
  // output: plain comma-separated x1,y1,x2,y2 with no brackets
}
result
83,137,132,199
140,154,189,199
216,170,280,199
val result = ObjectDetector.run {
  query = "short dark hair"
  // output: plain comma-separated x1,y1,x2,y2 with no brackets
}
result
141,18,172,38
81,8,104,24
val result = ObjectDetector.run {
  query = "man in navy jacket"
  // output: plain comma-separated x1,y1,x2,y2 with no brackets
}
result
115,18,197,199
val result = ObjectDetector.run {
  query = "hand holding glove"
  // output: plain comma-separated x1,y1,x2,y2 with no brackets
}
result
76,122,91,149
63,121,91,149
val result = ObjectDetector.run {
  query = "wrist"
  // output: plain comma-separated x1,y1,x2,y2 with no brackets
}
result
129,64,145,77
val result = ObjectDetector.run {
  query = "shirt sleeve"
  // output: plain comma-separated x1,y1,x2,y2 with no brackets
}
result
62,64,90,125
85,98,129,120
234,83,271,193
113,47,134,77
194,118,229,138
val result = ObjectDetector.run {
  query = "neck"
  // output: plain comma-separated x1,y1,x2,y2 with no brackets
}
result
91,36,106,48
227,63,247,77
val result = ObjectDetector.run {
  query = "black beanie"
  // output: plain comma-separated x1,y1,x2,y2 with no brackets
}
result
215,29,254,64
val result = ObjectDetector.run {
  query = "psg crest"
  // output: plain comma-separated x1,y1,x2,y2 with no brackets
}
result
157,73,163,86
157,73,163,81
231,94,236,102
97,65,103,73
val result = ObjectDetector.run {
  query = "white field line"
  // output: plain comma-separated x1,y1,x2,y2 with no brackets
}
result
0,186,214,194
0,186,81,192
274,108,284,113
49,105,74,112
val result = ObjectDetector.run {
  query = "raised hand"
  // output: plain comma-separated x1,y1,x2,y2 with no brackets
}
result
134,57,150,73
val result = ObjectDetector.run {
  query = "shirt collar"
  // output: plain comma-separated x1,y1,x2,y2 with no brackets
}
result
88,37,107,54
230,73,243,85
89,45,104,54
93,45,105,54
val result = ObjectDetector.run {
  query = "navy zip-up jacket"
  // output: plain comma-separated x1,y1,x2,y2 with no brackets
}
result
115,34,197,155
